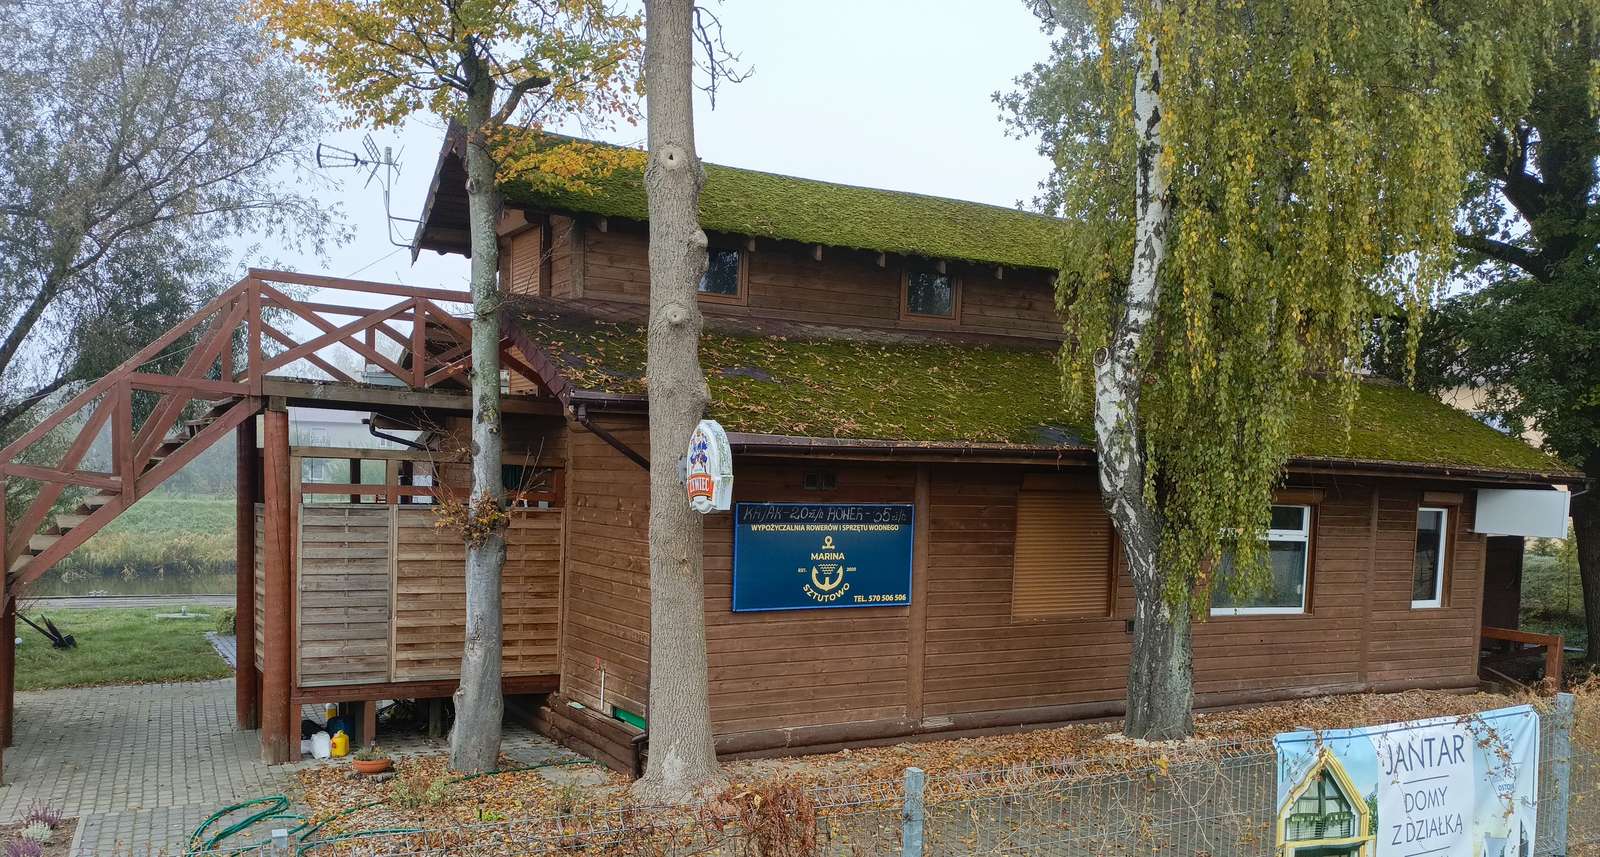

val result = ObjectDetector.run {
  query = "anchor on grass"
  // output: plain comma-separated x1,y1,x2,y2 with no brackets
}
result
18,612,75,649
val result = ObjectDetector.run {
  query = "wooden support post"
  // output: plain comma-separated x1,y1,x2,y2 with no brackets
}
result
0,596,11,784
235,417,260,730
360,700,378,747
260,404,293,764
349,457,362,504
427,698,445,739
0,580,12,753
0,478,13,767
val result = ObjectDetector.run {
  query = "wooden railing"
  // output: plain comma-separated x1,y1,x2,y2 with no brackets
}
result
0,269,547,589
1482,626,1564,690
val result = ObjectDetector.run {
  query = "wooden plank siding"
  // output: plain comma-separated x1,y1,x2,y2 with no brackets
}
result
525,217,1063,342
1365,489,1484,690
560,415,652,718
702,463,915,737
549,420,1501,762
296,505,392,686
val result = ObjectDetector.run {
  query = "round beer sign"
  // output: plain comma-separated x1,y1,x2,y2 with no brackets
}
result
686,419,733,514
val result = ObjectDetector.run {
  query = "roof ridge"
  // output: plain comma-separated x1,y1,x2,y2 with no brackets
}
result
511,130,1061,223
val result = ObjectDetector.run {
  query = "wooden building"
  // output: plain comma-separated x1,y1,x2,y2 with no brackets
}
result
409,133,1579,771
0,132,1574,779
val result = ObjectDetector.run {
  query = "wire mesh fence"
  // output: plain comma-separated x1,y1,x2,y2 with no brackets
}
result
190,691,1600,856
917,740,1277,855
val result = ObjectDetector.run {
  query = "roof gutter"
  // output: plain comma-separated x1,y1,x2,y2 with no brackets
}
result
724,432,1579,486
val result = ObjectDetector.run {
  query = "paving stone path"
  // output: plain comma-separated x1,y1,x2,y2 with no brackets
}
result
0,680,570,855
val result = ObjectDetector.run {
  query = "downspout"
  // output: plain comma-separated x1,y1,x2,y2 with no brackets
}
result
362,418,428,451
572,403,649,470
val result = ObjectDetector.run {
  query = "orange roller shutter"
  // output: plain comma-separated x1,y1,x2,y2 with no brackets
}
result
1011,489,1114,619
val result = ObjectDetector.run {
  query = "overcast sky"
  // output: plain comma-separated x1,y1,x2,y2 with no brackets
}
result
252,1,1058,292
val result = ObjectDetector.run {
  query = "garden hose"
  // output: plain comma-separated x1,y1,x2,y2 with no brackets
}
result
187,794,305,853
186,758,594,855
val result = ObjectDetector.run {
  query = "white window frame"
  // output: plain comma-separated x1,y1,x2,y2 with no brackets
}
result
1211,504,1312,617
1411,506,1449,609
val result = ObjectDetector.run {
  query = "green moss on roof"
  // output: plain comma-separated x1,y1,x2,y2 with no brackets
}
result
519,311,1569,476
497,136,1064,270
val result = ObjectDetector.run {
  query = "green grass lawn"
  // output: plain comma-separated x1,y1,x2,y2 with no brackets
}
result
15,607,231,691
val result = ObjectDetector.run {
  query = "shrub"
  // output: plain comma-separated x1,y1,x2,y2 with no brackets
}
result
20,803,62,831
3,839,41,857
214,607,238,636
388,771,453,809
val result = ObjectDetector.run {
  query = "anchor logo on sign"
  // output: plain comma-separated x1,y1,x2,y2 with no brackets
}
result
808,535,847,593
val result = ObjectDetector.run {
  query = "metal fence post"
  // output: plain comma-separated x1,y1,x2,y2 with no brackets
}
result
902,766,926,857
1551,692,1575,856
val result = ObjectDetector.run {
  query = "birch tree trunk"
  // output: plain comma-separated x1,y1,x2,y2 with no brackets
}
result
632,0,724,801
1096,9,1194,741
449,66,507,774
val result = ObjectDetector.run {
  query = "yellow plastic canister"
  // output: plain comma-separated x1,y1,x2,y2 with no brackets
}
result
330,730,350,758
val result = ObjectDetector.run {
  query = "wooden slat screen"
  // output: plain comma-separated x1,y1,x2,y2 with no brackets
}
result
297,505,393,686
1011,489,1113,620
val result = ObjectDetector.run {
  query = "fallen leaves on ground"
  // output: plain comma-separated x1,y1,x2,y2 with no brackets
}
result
290,687,1580,855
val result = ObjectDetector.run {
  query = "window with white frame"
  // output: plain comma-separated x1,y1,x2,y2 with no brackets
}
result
1412,507,1448,608
1210,505,1311,616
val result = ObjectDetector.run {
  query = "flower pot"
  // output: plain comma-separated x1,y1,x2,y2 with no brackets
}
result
352,757,392,775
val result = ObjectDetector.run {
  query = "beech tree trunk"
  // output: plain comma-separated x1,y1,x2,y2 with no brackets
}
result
1572,483,1600,662
449,68,507,774
632,0,723,801
1096,6,1194,741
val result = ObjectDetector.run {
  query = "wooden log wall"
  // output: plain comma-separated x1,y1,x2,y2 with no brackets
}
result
559,443,1491,754
523,217,1063,341
920,470,1485,722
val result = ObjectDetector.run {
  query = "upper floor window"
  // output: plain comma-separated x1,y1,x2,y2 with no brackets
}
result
903,270,958,320
1211,505,1311,616
698,248,745,303
1412,507,1448,608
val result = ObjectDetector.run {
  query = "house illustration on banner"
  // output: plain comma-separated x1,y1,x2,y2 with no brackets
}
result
1277,747,1376,857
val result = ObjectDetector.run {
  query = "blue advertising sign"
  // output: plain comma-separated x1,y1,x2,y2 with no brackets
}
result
732,503,914,612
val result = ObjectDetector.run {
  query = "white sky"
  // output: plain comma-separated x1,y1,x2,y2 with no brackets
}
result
247,0,1058,292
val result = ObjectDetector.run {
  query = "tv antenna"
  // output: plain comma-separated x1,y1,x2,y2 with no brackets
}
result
315,135,422,249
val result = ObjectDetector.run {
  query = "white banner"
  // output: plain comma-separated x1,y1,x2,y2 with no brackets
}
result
1274,704,1540,857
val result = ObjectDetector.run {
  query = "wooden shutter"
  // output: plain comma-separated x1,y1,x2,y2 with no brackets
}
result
1012,490,1113,619
503,229,542,295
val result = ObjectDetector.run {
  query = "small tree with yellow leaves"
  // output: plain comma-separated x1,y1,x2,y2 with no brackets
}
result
254,0,642,772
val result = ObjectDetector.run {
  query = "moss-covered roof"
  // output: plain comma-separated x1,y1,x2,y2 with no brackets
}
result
496,136,1064,270
517,308,1572,477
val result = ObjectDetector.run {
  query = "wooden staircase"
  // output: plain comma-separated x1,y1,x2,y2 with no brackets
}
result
0,269,505,593
7,399,242,579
